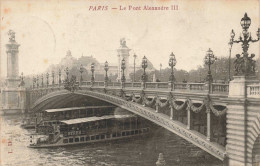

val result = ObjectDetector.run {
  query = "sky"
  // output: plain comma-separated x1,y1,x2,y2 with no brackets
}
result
0,0,259,77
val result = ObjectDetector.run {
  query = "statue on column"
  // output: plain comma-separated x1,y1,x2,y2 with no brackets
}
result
8,30,16,42
120,38,126,47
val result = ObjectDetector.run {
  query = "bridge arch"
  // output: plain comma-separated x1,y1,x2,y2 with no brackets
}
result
30,89,226,161
31,90,113,113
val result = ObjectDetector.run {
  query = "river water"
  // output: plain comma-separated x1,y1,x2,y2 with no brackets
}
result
0,115,222,166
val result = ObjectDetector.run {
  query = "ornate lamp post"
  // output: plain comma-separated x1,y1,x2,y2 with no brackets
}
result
204,48,217,94
41,74,44,87
230,13,260,76
58,68,61,86
141,56,148,81
160,63,162,81
91,63,95,83
184,71,189,83
104,61,109,83
46,72,49,87
141,56,148,89
228,31,235,82
52,71,55,86
133,53,137,82
121,58,126,83
168,52,177,90
36,75,39,88
65,67,69,80
79,64,84,84
33,76,35,89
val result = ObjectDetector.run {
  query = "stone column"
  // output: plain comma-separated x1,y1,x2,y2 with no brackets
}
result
117,38,131,82
206,110,212,141
170,105,174,120
155,103,159,113
187,106,193,130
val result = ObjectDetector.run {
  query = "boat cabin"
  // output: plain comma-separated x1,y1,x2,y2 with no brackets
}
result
35,105,115,133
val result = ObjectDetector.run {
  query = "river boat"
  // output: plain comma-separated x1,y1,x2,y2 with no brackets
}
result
29,114,150,148
35,106,115,134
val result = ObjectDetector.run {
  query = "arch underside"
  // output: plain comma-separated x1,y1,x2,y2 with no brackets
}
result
31,89,226,161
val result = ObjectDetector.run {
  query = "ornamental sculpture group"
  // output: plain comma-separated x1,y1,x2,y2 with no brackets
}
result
234,53,256,76
231,13,260,76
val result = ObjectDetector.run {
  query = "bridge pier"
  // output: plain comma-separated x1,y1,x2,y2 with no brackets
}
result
226,76,260,166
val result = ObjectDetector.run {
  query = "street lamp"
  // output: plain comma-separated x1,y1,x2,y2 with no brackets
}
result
52,71,55,86
33,76,35,89
65,67,69,80
121,58,126,83
141,56,148,82
36,75,39,88
204,48,217,94
160,63,162,81
91,63,95,83
133,53,137,82
228,30,235,82
58,68,61,86
168,52,177,83
41,74,44,87
230,13,260,76
104,61,109,82
79,64,84,83
184,71,188,82
46,72,49,87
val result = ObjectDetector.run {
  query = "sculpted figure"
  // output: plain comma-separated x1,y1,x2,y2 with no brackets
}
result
234,54,245,75
8,30,15,42
120,38,126,47
249,54,256,74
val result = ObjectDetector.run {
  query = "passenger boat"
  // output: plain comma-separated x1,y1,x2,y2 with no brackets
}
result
35,106,116,134
29,114,150,148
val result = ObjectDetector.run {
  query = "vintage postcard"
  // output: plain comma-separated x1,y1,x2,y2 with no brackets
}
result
0,0,260,165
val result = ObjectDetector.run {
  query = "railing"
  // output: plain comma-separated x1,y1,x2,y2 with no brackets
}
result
157,82,168,88
174,83,188,90
107,82,121,87
31,81,230,94
247,84,260,98
189,83,205,90
212,83,229,93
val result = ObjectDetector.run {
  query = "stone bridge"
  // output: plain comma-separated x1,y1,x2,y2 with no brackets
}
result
24,80,260,166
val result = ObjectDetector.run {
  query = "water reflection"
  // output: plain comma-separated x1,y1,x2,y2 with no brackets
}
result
1,115,222,166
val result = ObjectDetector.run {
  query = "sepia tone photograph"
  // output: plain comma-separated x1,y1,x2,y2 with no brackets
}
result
0,0,259,165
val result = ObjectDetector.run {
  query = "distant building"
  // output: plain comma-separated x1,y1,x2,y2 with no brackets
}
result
46,39,155,82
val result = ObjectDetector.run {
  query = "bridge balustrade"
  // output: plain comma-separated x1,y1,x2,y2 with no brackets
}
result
107,82,121,87
157,82,168,88
31,81,229,94
81,81,88,86
146,82,158,89
247,84,260,98
133,82,142,88
212,83,229,93
189,83,205,90
93,81,104,86
124,82,133,88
